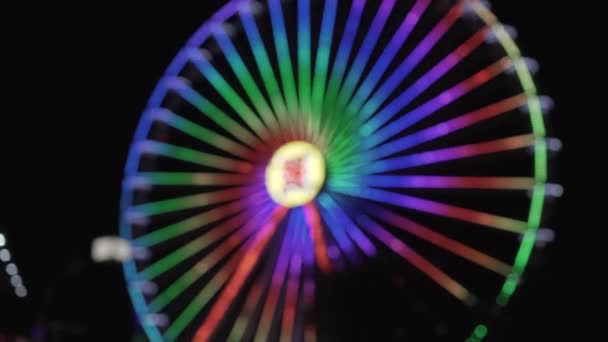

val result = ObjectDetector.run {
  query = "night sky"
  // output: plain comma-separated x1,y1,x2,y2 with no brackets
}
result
1,1,599,341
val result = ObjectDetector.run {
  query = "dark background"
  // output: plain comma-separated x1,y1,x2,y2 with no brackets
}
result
1,1,600,341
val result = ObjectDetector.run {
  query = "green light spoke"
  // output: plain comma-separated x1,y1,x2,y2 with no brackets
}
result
128,188,246,219
149,207,273,316
138,210,251,280
311,0,338,137
238,8,289,128
127,172,250,188
298,0,312,117
136,140,253,173
213,28,280,133
163,251,243,341
151,108,254,159
168,78,262,146
133,200,246,247
269,0,299,115
188,48,272,142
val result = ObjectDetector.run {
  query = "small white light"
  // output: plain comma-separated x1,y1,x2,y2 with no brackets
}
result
15,286,28,298
145,313,169,327
10,274,23,287
536,228,556,247
539,96,555,112
0,249,11,262
133,247,152,261
92,236,133,262
547,138,563,152
136,281,159,295
522,57,539,74
546,184,564,198
0,234,5,247
6,263,18,276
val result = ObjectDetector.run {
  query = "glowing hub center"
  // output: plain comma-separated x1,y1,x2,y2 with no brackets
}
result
265,141,326,208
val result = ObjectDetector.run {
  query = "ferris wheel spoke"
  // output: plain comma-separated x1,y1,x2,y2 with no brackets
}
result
310,0,338,142
269,0,299,115
363,204,512,276
150,204,276,315
132,200,247,248
329,26,490,157
303,203,332,273
136,140,254,173
334,0,396,114
316,200,360,265
281,250,304,342
238,8,289,130
228,211,301,341
163,251,243,341
298,0,312,116
318,194,377,257
363,56,511,148
212,28,281,133
187,48,273,142
167,78,263,147
250,211,301,341
126,172,252,188
194,206,289,342
332,186,528,234
138,209,255,281
149,108,255,160
344,0,435,118
126,186,253,219
226,270,269,341
358,215,477,305
357,11,483,127
359,175,536,191
321,0,365,135
302,244,317,342
366,94,528,160
357,134,537,174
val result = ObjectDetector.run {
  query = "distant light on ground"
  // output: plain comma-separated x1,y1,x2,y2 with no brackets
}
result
0,232,28,298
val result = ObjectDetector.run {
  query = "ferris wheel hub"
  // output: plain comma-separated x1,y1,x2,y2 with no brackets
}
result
265,141,326,208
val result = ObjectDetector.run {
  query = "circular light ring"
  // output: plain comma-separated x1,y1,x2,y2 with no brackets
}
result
120,1,550,341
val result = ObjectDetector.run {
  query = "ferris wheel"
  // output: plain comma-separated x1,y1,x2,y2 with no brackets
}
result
120,0,559,340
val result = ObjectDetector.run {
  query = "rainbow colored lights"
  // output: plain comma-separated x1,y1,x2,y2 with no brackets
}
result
120,1,551,341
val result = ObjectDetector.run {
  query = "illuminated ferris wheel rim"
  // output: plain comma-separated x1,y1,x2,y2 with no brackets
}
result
119,0,555,341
